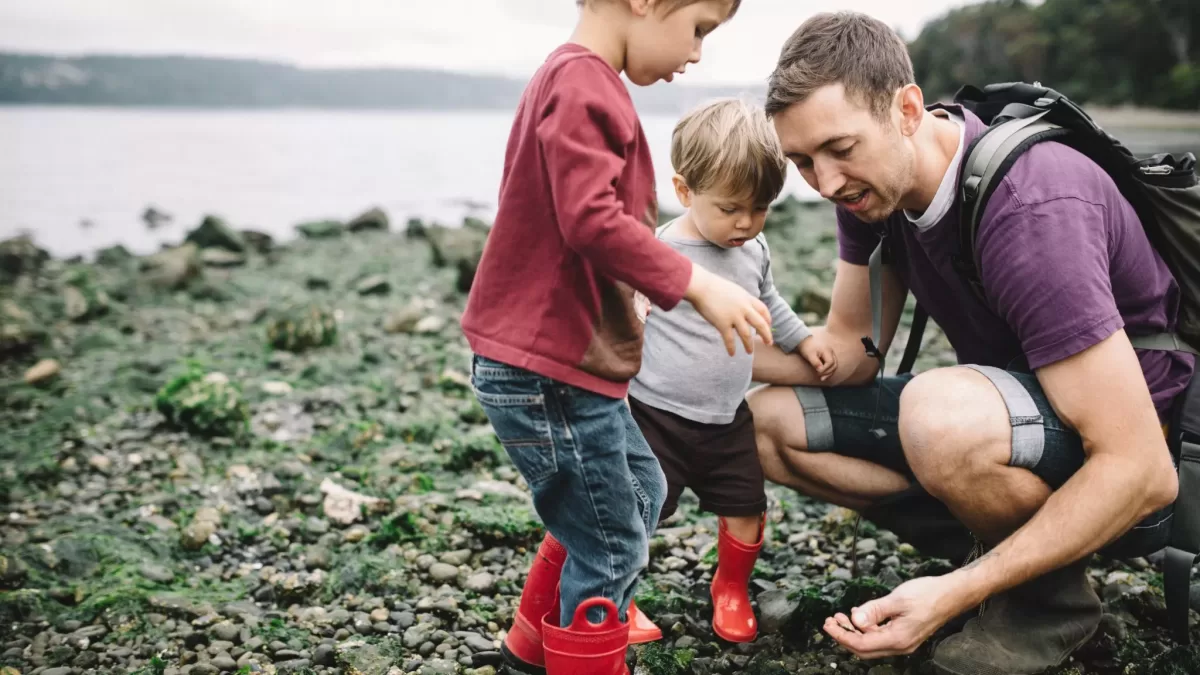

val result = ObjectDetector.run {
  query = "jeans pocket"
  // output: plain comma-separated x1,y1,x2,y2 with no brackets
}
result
471,377,559,485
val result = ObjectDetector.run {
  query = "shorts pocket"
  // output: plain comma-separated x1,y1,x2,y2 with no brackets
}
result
471,379,558,484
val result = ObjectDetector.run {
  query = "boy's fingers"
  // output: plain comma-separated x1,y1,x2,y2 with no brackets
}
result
746,310,772,346
736,319,755,354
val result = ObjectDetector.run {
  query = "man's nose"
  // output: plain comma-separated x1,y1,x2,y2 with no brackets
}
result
815,159,846,200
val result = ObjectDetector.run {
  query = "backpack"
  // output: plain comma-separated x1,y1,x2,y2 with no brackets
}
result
864,81,1200,643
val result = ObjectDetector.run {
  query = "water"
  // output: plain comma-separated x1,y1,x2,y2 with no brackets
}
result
4,106,1197,260
0,106,823,259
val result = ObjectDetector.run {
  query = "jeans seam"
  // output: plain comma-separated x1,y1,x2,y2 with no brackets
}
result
567,409,618,601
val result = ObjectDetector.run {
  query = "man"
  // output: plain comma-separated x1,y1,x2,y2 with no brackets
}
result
748,11,1192,674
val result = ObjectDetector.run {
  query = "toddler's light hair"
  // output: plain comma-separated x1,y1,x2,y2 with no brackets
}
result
576,0,741,19
670,98,787,207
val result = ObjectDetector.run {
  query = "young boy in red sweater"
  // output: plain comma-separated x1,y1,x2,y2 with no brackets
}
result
461,1,769,673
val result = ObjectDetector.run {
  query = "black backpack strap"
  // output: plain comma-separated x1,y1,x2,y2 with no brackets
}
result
957,111,1071,304
1164,372,1200,644
897,304,928,376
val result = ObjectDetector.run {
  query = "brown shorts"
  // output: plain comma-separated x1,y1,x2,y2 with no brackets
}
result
628,396,767,520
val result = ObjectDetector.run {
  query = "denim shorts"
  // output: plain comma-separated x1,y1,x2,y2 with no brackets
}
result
794,365,1173,560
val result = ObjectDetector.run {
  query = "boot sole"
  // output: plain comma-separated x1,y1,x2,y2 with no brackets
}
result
501,643,546,675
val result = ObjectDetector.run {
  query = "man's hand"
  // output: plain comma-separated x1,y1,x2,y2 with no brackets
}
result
685,264,773,356
823,574,975,659
798,334,838,381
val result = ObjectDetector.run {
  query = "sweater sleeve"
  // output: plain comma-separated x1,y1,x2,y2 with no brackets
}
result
758,236,811,353
536,62,692,310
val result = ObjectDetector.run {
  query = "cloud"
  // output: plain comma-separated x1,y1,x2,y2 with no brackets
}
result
0,0,976,84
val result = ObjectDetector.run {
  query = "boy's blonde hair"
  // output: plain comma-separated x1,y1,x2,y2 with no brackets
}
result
670,98,787,207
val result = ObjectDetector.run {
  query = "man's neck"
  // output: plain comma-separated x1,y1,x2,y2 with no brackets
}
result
901,110,962,213
569,7,628,75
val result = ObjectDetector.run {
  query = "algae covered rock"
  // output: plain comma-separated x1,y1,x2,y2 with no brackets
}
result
0,300,43,358
185,214,246,253
141,243,202,290
155,365,250,439
0,235,50,285
266,304,338,352
296,220,345,239
427,223,488,293
347,207,389,233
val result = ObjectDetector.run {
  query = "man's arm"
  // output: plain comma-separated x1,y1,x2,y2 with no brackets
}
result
752,259,907,386
824,329,1179,658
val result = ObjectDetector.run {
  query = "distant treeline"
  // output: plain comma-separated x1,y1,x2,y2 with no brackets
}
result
2,0,1197,112
0,53,754,114
911,0,1200,109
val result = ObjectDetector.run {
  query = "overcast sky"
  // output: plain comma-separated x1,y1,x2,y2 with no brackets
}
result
0,0,979,85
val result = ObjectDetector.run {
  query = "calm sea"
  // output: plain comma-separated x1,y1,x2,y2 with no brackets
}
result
0,105,823,259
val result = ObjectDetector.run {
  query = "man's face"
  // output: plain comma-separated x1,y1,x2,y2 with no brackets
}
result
772,83,914,223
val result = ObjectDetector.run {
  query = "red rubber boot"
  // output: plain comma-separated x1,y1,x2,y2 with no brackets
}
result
710,516,764,643
628,598,663,643
542,597,631,675
502,533,567,674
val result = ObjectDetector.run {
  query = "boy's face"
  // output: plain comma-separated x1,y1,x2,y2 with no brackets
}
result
674,177,769,249
624,0,732,86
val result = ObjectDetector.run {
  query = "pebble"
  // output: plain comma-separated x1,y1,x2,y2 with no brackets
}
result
463,571,496,594
428,562,459,582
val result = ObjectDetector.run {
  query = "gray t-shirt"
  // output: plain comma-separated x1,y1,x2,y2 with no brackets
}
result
629,219,811,424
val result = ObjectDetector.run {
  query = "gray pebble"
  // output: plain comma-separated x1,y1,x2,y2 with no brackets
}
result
428,562,459,582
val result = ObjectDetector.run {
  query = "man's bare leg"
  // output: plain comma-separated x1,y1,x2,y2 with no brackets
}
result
898,367,1052,545
748,384,911,511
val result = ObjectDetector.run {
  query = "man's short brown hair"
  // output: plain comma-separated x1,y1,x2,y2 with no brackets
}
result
765,11,913,119
670,98,787,207
576,0,741,19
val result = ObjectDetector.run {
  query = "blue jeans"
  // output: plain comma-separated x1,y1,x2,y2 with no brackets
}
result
469,355,667,625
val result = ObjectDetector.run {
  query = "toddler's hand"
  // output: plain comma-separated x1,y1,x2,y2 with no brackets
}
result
685,265,773,356
799,335,838,381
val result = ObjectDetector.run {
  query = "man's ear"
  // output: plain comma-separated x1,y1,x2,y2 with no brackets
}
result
672,174,692,207
895,84,925,138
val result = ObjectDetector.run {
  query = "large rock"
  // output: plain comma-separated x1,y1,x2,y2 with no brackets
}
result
266,305,338,352
142,206,173,230
201,249,247,268
347,207,389,233
185,215,246,253
427,224,488,293
0,300,41,358
0,235,50,285
241,230,275,254
141,243,202,290
95,244,134,267
155,367,250,439
296,220,344,239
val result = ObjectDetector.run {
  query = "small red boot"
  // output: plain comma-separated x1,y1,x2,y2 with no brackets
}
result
710,516,764,643
502,532,567,673
628,598,663,643
542,597,631,675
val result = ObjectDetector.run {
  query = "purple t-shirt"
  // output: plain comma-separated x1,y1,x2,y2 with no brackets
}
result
837,106,1195,416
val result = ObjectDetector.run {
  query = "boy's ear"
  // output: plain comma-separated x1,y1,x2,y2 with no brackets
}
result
672,174,692,207
629,0,653,17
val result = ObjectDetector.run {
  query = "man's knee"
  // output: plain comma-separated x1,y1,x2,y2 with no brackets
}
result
899,367,1012,495
747,385,808,458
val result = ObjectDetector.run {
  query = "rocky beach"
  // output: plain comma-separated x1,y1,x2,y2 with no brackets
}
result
1,199,1197,675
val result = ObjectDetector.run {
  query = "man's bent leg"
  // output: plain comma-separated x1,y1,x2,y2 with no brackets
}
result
895,365,1105,675
748,383,911,510
899,366,1054,545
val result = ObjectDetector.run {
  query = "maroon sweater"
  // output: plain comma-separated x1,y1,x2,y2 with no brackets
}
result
461,44,693,398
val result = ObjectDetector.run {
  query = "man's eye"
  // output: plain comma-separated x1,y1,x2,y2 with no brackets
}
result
833,145,855,159
795,157,813,170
